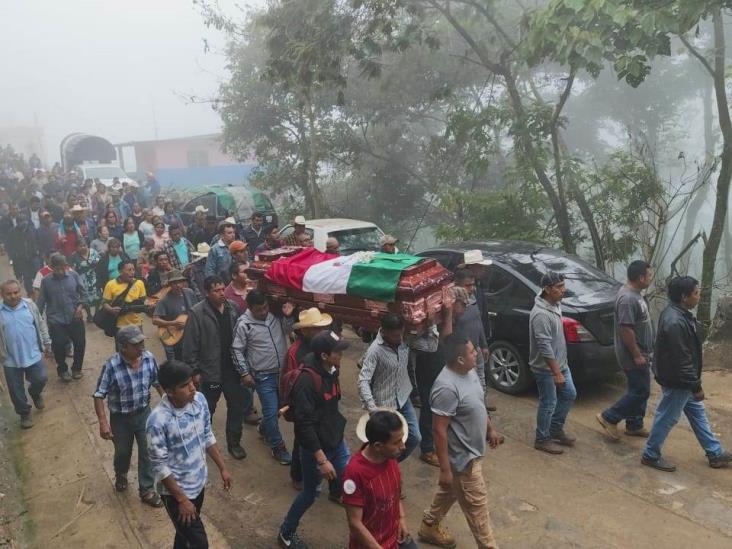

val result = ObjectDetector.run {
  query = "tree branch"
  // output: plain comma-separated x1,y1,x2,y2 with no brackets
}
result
680,35,716,78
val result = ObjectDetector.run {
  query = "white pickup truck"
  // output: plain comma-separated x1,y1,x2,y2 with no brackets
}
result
278,218,386,254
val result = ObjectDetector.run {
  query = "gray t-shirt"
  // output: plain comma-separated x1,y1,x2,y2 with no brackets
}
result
154,288,197,320
614,285,654,370
430,366,487,472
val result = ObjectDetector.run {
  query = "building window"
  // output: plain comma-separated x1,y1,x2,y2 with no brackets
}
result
187,150,209,167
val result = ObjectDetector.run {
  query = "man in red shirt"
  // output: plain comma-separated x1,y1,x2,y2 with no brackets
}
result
343,410,417,549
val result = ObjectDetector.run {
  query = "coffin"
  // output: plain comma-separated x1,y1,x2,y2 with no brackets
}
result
246,247,454,334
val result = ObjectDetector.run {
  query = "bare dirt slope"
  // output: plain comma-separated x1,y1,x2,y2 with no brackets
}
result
1,254,732,548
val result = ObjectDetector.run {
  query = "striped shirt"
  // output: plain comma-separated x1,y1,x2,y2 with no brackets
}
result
357,331,411,412
93,350,160,414
342,450,402,549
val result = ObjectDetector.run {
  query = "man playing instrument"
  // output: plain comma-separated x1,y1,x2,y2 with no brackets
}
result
152,270,199,361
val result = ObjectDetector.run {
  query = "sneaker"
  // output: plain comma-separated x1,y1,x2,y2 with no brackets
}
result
625,426,650,438
596,413,621,442
72,371,83,380
641,456,676,472
227,444,247,460
20,415,34,429
418,520,456,548
420,451,440,467
278,530,309,549
244,409,261,426
32,395,45,410
534,440,564,455
115,475,129,492
272,445,292,465
551,430,576,447
709,450,732,469
140,491,164,508
59,371,73,383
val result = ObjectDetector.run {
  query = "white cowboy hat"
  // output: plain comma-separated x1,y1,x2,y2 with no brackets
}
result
356,408,409,444
191,242,211,258
294,215,306,225
194,205,209,214
293,308,333,330
70,204,88,212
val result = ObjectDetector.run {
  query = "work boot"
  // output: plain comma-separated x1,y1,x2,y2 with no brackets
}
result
534,440,564,455
709,450,732,469
625,426,649,438
115,475,129,492
228,444,247,460
272,444,292,465
32,395,45,410
59,371,72,383
418,520,456,548
419,451,440,467
641,455,676,472
596,413,620,442
20,414,34,429
551,430,576,447
72,371,84,380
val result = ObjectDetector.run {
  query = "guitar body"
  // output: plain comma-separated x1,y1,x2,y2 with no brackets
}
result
158,314,188,346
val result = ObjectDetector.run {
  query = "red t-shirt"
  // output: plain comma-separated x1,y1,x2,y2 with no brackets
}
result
224,284,247,315
342,449,401,549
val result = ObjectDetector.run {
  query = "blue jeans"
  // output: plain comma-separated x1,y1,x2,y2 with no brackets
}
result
280,440,350,537
398,400,421,462
534,367,577,443
110,406,155,494
3,361,48,417
643,387,723,461
602,367,651,431
254,371,284,448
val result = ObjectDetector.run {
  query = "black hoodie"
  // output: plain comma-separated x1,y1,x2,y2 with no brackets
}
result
291,353,347,453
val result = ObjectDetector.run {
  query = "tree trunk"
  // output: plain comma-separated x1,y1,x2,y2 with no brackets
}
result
305,95,324,218
503,71,576,253
699,9,732,324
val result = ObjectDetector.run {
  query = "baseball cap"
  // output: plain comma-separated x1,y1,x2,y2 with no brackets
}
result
379,234,398,246
115,325,147,346
310,330,349,356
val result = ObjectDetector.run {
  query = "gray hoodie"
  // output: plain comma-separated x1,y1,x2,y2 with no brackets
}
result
231,310,293,376
529,295,567,371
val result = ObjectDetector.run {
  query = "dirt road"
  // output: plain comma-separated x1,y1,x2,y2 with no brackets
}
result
1,255,732,548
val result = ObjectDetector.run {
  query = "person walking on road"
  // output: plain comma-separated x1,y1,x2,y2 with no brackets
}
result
36,253,86,381
152,270,198,361
232,289,295,465
101,259,147,334
0,279,51,429
182,275,248,460
147,360,232,549
278,330,350,549
418,335,501,549
530,271,577,455
641,276,732,472
344,410,417,549
597,260,654,442
358,313,421,463
92,325,164,507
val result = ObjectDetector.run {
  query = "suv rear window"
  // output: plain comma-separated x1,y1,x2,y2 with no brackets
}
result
514,254,618,298
330,227,382,253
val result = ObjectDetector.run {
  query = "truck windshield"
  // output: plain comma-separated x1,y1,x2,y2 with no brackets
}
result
331,227,383,253
83,166,129,179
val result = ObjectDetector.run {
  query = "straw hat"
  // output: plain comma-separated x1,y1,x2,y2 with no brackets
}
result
293,307,333,329
69,204,88,212
165,269,188,285
191,243,211,258
355,408,409,443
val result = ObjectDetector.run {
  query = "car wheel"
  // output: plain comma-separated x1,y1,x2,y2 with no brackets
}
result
487,341,532,395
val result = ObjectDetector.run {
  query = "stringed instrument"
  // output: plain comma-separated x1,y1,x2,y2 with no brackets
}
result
145,286,170,315
157,314,188,346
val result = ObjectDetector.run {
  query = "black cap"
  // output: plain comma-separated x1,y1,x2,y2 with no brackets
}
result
540,271,565,288
311,330,349,356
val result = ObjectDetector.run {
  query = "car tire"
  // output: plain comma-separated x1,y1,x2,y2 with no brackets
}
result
486,341,532,395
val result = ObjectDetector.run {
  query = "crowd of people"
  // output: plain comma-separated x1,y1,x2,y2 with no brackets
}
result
1,150,730,549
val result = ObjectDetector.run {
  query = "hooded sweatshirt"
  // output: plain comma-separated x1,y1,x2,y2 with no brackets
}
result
231,310,293,376
528,295,567,371
146,392,216,499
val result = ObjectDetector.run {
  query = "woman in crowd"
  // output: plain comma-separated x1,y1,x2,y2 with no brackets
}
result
91,225,110,255
56,210,83,258
69,239,101,322
121,217,145,261
151,218,168,251
131,202,145,228
104,210,123,240
138,209,155,239
95,237,130,292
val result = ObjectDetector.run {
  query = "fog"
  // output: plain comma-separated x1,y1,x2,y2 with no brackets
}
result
0,0,260,163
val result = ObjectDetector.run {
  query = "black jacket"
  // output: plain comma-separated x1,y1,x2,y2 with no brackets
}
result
95,252,131,291
653,303,703,392
292,354,346,453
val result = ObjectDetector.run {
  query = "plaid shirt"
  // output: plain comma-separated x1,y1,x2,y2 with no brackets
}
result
357,331,412,412
93,350,160,414
162,237,195,270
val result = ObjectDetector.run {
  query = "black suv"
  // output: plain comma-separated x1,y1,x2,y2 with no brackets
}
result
417,241,621,394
